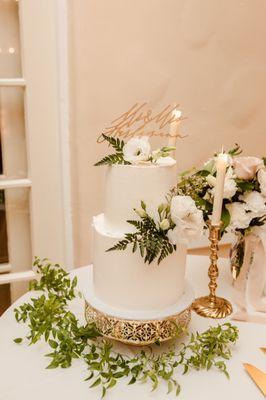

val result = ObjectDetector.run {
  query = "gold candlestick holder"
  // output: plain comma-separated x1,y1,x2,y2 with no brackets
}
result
193,222,233,319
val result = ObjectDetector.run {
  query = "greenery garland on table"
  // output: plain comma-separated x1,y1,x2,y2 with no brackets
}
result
14,258,239,397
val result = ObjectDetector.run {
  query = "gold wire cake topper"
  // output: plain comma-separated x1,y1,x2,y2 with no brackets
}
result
97,102,186,143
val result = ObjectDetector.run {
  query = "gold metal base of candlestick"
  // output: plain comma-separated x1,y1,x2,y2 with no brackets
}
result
193,221,233,319
192,295,233,319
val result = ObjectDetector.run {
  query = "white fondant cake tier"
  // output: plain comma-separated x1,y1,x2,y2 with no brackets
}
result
92,214,186,312
104,163,177,234
82,264,194,320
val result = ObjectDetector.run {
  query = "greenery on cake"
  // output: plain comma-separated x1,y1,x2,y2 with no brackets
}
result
108,194,205,264
107,201,177,264
14,258,239,397
94,134,131,166
95,135,176,166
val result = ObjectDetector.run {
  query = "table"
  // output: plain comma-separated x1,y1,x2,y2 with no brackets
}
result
0,255,265,400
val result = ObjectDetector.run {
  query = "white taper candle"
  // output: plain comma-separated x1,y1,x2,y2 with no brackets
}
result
211,152,228,225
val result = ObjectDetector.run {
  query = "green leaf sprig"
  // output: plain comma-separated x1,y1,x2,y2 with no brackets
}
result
107,201,176,265
94,134,131,166
14,258,239,397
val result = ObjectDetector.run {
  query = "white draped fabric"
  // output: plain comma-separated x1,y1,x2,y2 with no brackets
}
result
0,255,265,400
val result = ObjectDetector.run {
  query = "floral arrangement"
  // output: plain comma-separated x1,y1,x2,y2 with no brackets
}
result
108,195,204,265
14,259,239,398
108,144,266,267
95,134,176,166
173,144,266,236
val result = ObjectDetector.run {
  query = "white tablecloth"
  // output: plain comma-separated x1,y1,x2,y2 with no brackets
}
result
0,255,265,400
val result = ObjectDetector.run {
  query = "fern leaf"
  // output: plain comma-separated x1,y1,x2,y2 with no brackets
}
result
132,240,138,253
127,220,143,230
102,134,125,152
107,209,177,265
106,239,128,252
94,153,124,166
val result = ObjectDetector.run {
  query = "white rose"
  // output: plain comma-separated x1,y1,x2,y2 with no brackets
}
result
123,136,151,163
170,195,198,223
233,156,263,180
239,191,266,218
155,156,176,166
257,168,266,197
223,168,237,199
226,202,253,230
207,167,237,199
167,211,204,244
168,195,204,244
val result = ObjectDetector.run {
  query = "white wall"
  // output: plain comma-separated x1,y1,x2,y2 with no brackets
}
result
69,0,266,266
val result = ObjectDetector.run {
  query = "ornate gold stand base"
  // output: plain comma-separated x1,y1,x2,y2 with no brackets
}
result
85,301,192,346
192,295,233,319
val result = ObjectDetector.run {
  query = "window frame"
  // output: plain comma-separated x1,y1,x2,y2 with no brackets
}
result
0,0,73,293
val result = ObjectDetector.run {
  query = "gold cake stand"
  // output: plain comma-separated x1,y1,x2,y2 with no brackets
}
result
83,266,194,346
85,301,192,346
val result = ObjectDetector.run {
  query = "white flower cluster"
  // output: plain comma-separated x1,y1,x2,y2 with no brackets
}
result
134,195,205,245
167,196,204,245
206,155,266,232
226,191,266,230
123,136,176,166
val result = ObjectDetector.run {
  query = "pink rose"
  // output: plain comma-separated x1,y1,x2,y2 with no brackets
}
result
233,156,263,180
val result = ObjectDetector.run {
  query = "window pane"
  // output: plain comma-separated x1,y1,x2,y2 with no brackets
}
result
0,189,10,316
0,87,27,179
5,187,32,301
0,190,8,263
0,0,21,78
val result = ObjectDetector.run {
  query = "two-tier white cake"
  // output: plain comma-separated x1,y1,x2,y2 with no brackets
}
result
92,162,187,312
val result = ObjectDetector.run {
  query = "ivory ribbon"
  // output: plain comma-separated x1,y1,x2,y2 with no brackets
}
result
232,232,266,323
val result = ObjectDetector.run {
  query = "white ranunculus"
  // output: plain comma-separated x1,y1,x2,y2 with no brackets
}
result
233,156,263,180
257,168,266,197
207,167,237,199
226,202,253,230
168,195,204,244
239,191,266,218
155,156,176,166
123,136,151,163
